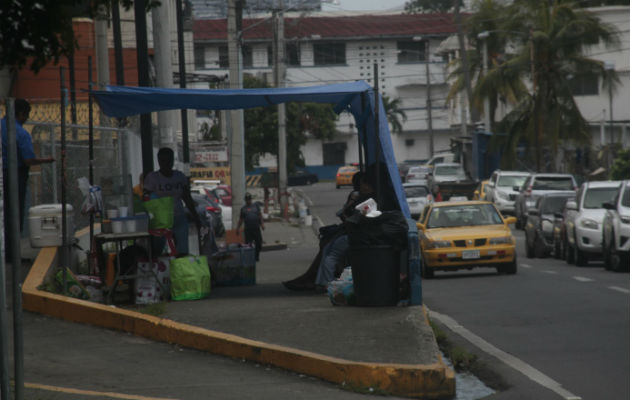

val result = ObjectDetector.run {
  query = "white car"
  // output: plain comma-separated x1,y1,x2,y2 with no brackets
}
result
429,163,468,185
602,180,630,271
405,166,432,184
485,170,530,214
191,185,233,230
565,180,622,266
403,183,433,218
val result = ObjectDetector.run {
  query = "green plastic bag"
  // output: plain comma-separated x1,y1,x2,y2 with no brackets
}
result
143,196,174,229
170,255,211,301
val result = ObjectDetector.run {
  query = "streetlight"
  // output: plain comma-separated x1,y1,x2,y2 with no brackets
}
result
477,31,490,134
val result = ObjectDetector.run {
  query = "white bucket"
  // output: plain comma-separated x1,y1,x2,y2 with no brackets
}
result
304,215,313,226
111,220,124,234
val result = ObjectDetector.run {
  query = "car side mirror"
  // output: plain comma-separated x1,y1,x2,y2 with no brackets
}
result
565,201,578,211
528,209,539,216
416,222,425,231
602,202,615,210
504,216,517,225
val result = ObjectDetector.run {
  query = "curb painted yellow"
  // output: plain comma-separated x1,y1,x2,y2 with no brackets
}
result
22,244,455,399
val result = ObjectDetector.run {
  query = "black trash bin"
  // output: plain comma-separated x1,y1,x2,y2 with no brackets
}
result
349,245,400,306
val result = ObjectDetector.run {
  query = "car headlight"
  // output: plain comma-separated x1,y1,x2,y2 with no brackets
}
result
427,240,451,249
542,220,554,233
496,190,508,200
489,236,513,245
580,218,599,230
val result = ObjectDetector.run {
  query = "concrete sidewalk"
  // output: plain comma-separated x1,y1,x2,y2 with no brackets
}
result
16,217,454,399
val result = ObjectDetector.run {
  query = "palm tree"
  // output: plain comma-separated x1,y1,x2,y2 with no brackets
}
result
382,95,408,134
495,0,620,171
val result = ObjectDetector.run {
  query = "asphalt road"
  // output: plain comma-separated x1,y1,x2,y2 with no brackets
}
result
302,181,630,400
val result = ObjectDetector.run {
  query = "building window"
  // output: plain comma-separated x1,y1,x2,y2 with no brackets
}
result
313,42,346,65
194,45,205,69
218,46,229,68
242,45,253,68
397,41,425,63
286,43,300,66
569,74,598,96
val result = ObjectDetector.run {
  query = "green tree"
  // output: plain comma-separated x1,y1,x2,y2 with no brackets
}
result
404,0,463,13
496,0,620,171
609,148,630,180
382,96,407,134
243,75,338,171
0,0,158,73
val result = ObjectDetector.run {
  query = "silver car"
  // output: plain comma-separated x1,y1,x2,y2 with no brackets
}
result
403,183,433,219
485,170,530,215
602,180,630,271
514,173,577,229
565,180,622,266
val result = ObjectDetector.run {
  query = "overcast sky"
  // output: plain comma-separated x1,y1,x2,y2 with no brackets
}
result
321,0,408,11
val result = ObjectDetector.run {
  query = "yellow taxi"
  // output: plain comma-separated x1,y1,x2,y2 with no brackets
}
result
473,180,489,200
336,165,359,189
416,201,517,278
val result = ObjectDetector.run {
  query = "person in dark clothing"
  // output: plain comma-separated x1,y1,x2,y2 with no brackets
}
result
236,192,265,261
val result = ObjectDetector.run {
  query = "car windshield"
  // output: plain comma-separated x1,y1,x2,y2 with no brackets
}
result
583,187,620,209
532,177,574,190
405,186,429,197
497,175,528,187
434,165,464,176
409,166,431,174
541,196,572,214
427,204,503,228
621,187,630,207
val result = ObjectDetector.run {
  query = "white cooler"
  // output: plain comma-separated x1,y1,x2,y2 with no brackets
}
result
28,204,75,248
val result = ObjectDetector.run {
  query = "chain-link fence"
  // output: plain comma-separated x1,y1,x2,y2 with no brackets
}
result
24,122,133,233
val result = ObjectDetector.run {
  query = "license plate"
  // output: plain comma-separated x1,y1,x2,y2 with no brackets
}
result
462,250,480,259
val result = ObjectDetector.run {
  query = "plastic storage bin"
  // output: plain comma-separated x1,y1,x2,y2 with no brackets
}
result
210,245,256,286
349,245,400,306
28,204,75,248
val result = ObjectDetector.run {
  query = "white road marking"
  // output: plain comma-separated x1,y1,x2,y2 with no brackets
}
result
609,286,630,294
521,263,532,268
543,270,558,274
573,276,593,283
428,309,582,400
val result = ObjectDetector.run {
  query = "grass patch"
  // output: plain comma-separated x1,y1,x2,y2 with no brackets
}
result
429,318,478,372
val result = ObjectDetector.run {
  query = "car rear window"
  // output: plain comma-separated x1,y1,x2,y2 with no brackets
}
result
497,175,528,187
541,196,572,214
405,186,429,197
583,187,620,209
434,165,464,175
340,167,357,173
532,177,574,190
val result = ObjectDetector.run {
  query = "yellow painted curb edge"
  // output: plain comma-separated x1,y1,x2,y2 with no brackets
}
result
23,245,455,399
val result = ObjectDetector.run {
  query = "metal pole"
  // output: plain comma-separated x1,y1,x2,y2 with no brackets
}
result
134,0,155,175
112,0,125,86
7,98,24,400
274,1,288,219
359,93,366,172
480,34,490,133
88,57,95,249
425,39,434,158
373,63,382,206
176,0,190,166
0,101,10,400
60,67,68,295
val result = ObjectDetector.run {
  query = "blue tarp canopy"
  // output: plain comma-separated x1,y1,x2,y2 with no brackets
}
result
91,81,410,217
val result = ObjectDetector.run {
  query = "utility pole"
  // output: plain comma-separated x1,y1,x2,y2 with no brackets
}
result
273,0,288,217
454,1,476,132
152,0,177,149
478,31,490,134
227,0,246,227
424,39,434,158
134,0,154,175
95,3,110,128
175,0,191,169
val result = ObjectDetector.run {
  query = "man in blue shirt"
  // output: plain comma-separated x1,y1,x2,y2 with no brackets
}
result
2,99,54,257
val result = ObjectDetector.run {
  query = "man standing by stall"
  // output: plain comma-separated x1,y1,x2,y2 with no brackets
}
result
236,192,264,262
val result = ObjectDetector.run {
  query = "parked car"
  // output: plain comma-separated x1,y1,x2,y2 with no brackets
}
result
191,187,233,231
210,184,232,206
564,180,622,266
428,163,477,200
289,169,319,186
552,197,578,260
403,182,433,219
416,201,517,278
514,173,577,229
602,180,630,272
406,166,432,184
524,192,575,258
190,192,225,237
485,170,530,215
336,165,359,188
